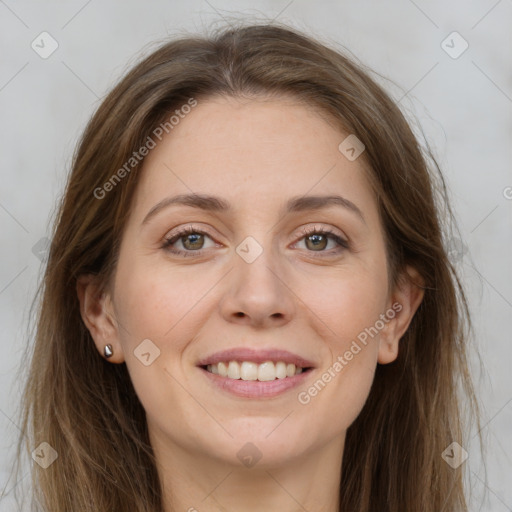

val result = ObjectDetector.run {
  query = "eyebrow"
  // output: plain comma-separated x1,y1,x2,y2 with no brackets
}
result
142,193,366,225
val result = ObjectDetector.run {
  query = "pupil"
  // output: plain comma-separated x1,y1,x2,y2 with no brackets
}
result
184,233,203,249
307,234,326,250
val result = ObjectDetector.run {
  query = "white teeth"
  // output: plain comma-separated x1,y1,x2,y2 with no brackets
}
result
218,361,228,377
275,361,287,379
257,361,275,381
240,361,258,381
227,361,240,379
205,360,307,381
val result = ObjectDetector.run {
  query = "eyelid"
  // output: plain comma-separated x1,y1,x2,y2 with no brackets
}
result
293,223,347,241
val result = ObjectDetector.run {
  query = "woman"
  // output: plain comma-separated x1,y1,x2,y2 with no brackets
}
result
13,21,481,511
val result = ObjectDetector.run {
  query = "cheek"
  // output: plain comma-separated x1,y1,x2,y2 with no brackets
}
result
111,257,204,429
292,264,387,428
300,260,389,347
111,255,218,398
296,277,383,432
113,255,215,342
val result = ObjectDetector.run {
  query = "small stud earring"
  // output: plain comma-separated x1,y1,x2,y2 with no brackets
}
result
104,344,113,358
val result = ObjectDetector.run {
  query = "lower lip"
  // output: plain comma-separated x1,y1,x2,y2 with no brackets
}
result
198,366,313,398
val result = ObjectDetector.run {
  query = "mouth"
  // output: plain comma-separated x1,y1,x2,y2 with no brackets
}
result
196,348,316,398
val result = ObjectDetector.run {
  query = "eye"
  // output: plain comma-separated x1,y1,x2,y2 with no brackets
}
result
161,224,349,258
162,226,216,257
293,225,349,255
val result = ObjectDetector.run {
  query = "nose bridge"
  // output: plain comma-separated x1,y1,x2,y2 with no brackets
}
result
234,231,282,295
220,230,294,324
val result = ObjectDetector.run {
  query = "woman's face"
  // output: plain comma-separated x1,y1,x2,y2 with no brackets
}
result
81,95,421,469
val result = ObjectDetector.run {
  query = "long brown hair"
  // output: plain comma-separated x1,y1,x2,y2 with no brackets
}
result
10,20,481,511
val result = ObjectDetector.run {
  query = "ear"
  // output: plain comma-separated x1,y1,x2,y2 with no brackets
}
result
76,274,125,363
378,265,425,364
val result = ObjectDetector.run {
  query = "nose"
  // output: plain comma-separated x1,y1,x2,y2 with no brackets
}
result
219,244,296,328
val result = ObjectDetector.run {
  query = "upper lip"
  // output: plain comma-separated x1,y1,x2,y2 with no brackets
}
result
196,348,316,369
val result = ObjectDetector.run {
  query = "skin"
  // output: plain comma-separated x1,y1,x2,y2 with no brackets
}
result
77,95,424,512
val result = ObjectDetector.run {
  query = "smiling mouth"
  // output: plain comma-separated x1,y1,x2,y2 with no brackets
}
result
200,361,313,382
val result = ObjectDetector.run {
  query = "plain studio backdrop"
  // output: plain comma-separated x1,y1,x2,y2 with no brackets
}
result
0,1,510,510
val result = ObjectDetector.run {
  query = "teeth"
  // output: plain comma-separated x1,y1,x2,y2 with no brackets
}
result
205,361,306,381
218,361,228,377
276,361,287,379
257,361,275,381
241,361,258,380
227,361,240,379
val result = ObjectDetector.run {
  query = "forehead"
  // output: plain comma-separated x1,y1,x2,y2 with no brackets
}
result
132,95,378,223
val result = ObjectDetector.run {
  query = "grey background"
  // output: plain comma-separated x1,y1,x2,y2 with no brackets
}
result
1,1,511,510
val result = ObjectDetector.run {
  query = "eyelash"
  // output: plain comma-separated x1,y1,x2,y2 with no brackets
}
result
161,225,349,258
